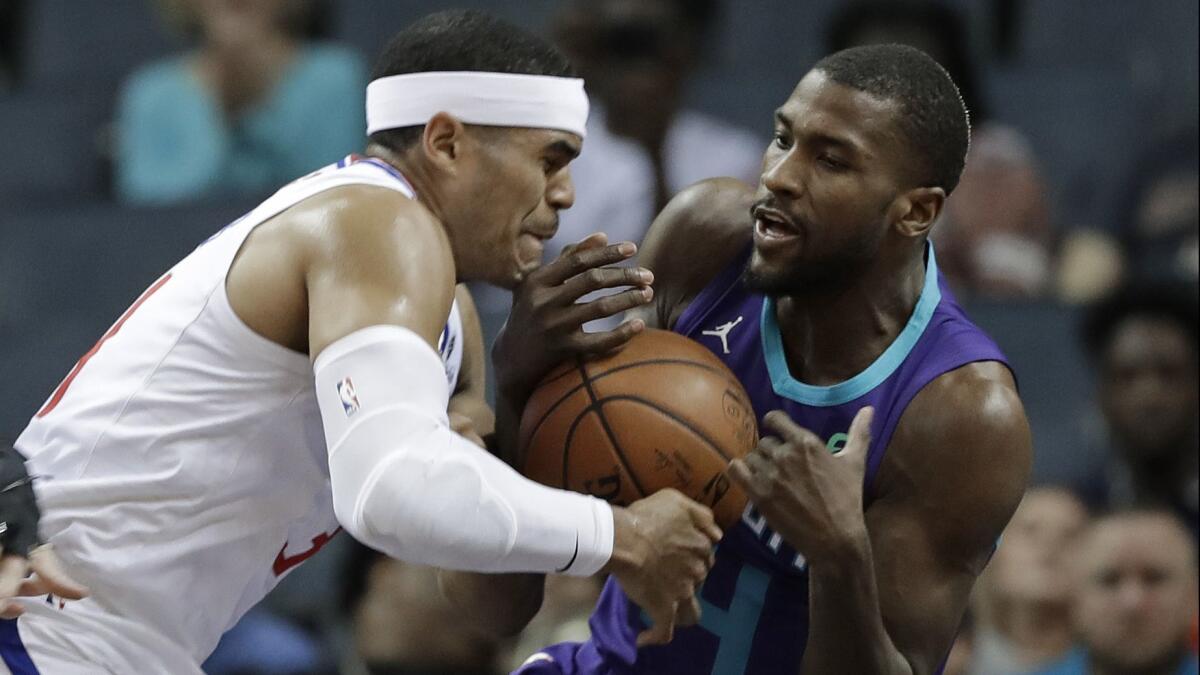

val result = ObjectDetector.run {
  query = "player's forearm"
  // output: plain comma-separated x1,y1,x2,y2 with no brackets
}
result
316,326,614,575
438,569,545,638
491,381,529,466
800,535,914,675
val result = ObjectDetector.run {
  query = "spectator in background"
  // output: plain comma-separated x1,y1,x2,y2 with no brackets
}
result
973,487,1091,674
115,0,365,205
940,125,1055,299
1062,128,1199,304
826,0,1058,300
1080,281,1199,539
1030,510,1199,675
549,0,762,250
1116,129,1200,284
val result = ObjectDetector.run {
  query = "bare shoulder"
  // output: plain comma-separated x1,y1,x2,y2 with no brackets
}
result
299,185,449,265
878,360,1031,554
900,361,1026,447
639,178,756,328
296,185,458,356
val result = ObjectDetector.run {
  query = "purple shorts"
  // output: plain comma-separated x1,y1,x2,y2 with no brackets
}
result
510,641,633,675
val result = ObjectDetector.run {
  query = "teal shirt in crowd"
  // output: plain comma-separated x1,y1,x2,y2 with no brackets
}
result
116,44,366,204
1028,647,1199,675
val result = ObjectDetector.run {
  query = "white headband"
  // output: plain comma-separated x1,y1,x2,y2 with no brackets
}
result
366,71,590,138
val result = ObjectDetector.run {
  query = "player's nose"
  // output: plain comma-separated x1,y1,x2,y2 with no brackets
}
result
761,154,803,200
547,168,576,211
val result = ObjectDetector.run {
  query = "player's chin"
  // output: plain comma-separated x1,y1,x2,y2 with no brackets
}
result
513,235,546,272
745,251,789,285
491,256,541,289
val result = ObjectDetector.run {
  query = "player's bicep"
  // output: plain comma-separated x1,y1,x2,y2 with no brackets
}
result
868,368,1031,671
866,496,987,672
305,186,456,361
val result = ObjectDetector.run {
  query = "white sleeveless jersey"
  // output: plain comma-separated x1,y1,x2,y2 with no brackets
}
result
13,156,464,673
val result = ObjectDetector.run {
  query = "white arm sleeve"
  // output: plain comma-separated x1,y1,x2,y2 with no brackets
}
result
314,325,613,576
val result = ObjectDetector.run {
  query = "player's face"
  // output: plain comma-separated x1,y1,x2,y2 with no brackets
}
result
1072,519,1198,670
455,128,580,288
745,71,915,295
1099,316,1199,460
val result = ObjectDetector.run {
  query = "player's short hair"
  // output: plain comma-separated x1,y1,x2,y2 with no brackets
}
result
813,44,970,194
1081,280,1199,364
368,9,576,152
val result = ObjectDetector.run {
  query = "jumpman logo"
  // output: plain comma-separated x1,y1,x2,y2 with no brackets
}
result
702,316,744,354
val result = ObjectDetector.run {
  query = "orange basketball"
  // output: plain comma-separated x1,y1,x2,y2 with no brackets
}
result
519,329,757,529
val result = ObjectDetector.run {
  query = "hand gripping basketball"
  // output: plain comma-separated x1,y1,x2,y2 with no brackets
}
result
0,444,88,618
495,233,654,399
604,489,722,647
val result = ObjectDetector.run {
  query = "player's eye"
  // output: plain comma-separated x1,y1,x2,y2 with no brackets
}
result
817,154,848,171
772,131,791,149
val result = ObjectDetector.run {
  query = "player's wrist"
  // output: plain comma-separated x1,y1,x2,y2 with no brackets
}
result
809,523,871,569
602,506,647,576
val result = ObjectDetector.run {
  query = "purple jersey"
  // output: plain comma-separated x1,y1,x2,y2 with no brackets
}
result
515,243,1009,675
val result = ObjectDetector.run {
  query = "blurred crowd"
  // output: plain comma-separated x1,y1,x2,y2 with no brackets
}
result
1,0,1197,673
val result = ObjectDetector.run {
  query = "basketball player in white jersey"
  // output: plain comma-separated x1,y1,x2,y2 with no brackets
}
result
0,10,720,673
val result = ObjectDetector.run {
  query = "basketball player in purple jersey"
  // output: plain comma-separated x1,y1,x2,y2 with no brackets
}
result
488,44,1033,674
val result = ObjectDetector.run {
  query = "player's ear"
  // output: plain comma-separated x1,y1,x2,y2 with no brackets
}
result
421,112,467,171
889,186,945,239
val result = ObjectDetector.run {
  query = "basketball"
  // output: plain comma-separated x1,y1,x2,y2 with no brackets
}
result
519,329,757,529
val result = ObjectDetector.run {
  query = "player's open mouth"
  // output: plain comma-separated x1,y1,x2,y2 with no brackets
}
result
752,207,802,248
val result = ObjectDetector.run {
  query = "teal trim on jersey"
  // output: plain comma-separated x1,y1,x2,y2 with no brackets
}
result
698,564,771,675
645,559,771,675
760,243,941,407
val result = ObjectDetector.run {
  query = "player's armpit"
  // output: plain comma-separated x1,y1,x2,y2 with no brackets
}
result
860,362,1032,674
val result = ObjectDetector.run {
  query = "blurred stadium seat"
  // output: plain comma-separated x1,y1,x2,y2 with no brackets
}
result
985,66,1141,231
0,88,114,200
964,300,1100,485
0,201,257,440
24,0,174,88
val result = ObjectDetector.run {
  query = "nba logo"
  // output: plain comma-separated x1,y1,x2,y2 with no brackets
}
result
336,377,360,417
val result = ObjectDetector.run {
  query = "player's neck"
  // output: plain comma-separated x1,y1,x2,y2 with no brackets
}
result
365,145,450,224
773,248,925,387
